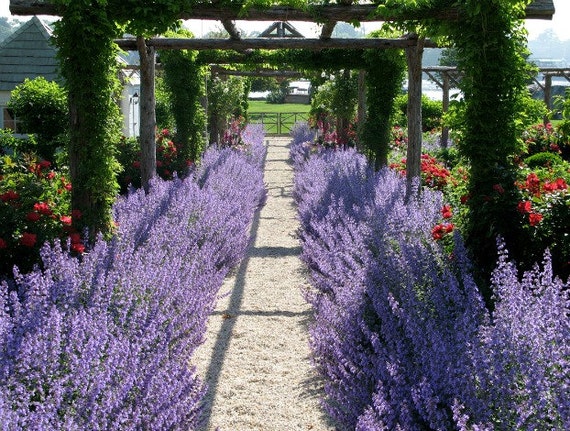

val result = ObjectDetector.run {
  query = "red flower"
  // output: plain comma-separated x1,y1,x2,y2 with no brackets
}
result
431,223,454,240
64,183,72,191
460,194,470,205
39,160,51,169
492,184,505,194
60,215,72,225
529,212,543,227
20,232,37,247
441,205,453,219
517,200,532,214
555,178,568,190
72,209,82,220
26,212,41,222
46,171,56,180
133,160,141,169
70,242,85,254
0,238,7,249
33,202,52,216
0,190,20,202
525,173,541,196
69,232,82,244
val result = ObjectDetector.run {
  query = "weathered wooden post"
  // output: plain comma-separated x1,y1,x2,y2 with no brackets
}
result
137,35,157,191
441,72,450,148
405,35,424,200
357,69,367,152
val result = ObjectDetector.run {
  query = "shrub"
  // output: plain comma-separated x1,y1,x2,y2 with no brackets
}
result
117,128,191,193
0,152,80,277
524,151,565,169
7,77,68,161
522,122,567,159
393,94,443,132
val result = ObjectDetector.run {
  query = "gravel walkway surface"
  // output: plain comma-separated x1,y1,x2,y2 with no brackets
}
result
193,137,335,431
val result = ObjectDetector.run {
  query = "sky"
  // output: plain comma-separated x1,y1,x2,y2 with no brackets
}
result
1,0,568,41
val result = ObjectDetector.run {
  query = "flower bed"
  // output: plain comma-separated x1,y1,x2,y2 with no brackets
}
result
291,126,570,429
0,125,267,428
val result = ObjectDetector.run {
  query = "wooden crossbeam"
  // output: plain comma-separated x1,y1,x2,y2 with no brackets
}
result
10,0,555,21
115,36,426,51
210,66,302,78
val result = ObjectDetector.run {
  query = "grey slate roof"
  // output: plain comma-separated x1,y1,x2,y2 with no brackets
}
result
0,16,60,92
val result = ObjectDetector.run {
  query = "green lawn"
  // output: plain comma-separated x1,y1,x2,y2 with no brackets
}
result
248,100,311,114
248,100,311,134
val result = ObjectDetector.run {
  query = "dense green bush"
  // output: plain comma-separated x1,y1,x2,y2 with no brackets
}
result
207,75,248,144
360,34,406,169
160,28,206,162
393,93,443,132
155,75,175,131
524,151,565,169
0,152,80,277
7,77,68,161
117,128,189,193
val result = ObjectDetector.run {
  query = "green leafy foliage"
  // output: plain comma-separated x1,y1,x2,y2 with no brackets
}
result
432,0,538,289
7,77,68,161
159,27,207,162
53,0,123,238
117,129,189,193
0,152,82,277
360,32,406,169
207,76,248,144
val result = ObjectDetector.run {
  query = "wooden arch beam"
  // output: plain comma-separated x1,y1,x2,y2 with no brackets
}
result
115,36,428,51
10,0,555,21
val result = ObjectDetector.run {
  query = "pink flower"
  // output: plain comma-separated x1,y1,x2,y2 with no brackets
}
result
60,215,72,226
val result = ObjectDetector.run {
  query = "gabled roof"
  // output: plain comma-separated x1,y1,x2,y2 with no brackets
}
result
0,16,60,92
260,22,304,38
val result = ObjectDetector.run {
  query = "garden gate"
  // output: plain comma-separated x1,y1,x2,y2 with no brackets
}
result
248,112,309,135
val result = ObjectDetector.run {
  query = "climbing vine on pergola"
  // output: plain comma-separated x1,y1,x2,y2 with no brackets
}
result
11,0,555,285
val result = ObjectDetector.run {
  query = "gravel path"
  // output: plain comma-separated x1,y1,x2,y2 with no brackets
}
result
193,137,335,431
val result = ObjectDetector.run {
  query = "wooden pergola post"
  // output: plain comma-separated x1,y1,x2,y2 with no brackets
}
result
357,68,367,152
405,35,424,200
137,36,157,191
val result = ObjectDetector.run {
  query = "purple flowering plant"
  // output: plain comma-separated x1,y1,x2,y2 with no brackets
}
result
0,125,267,428
292,123,570,430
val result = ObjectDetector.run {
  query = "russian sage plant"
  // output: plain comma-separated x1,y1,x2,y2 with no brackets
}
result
0,127,266,429
292,123,570,430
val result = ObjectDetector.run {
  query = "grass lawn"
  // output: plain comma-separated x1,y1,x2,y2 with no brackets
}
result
248,100,311,134
248,100,311,114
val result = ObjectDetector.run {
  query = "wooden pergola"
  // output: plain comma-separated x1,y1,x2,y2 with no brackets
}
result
10,0,556,191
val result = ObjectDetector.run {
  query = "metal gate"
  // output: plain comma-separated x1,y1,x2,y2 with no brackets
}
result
248,112,309,135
